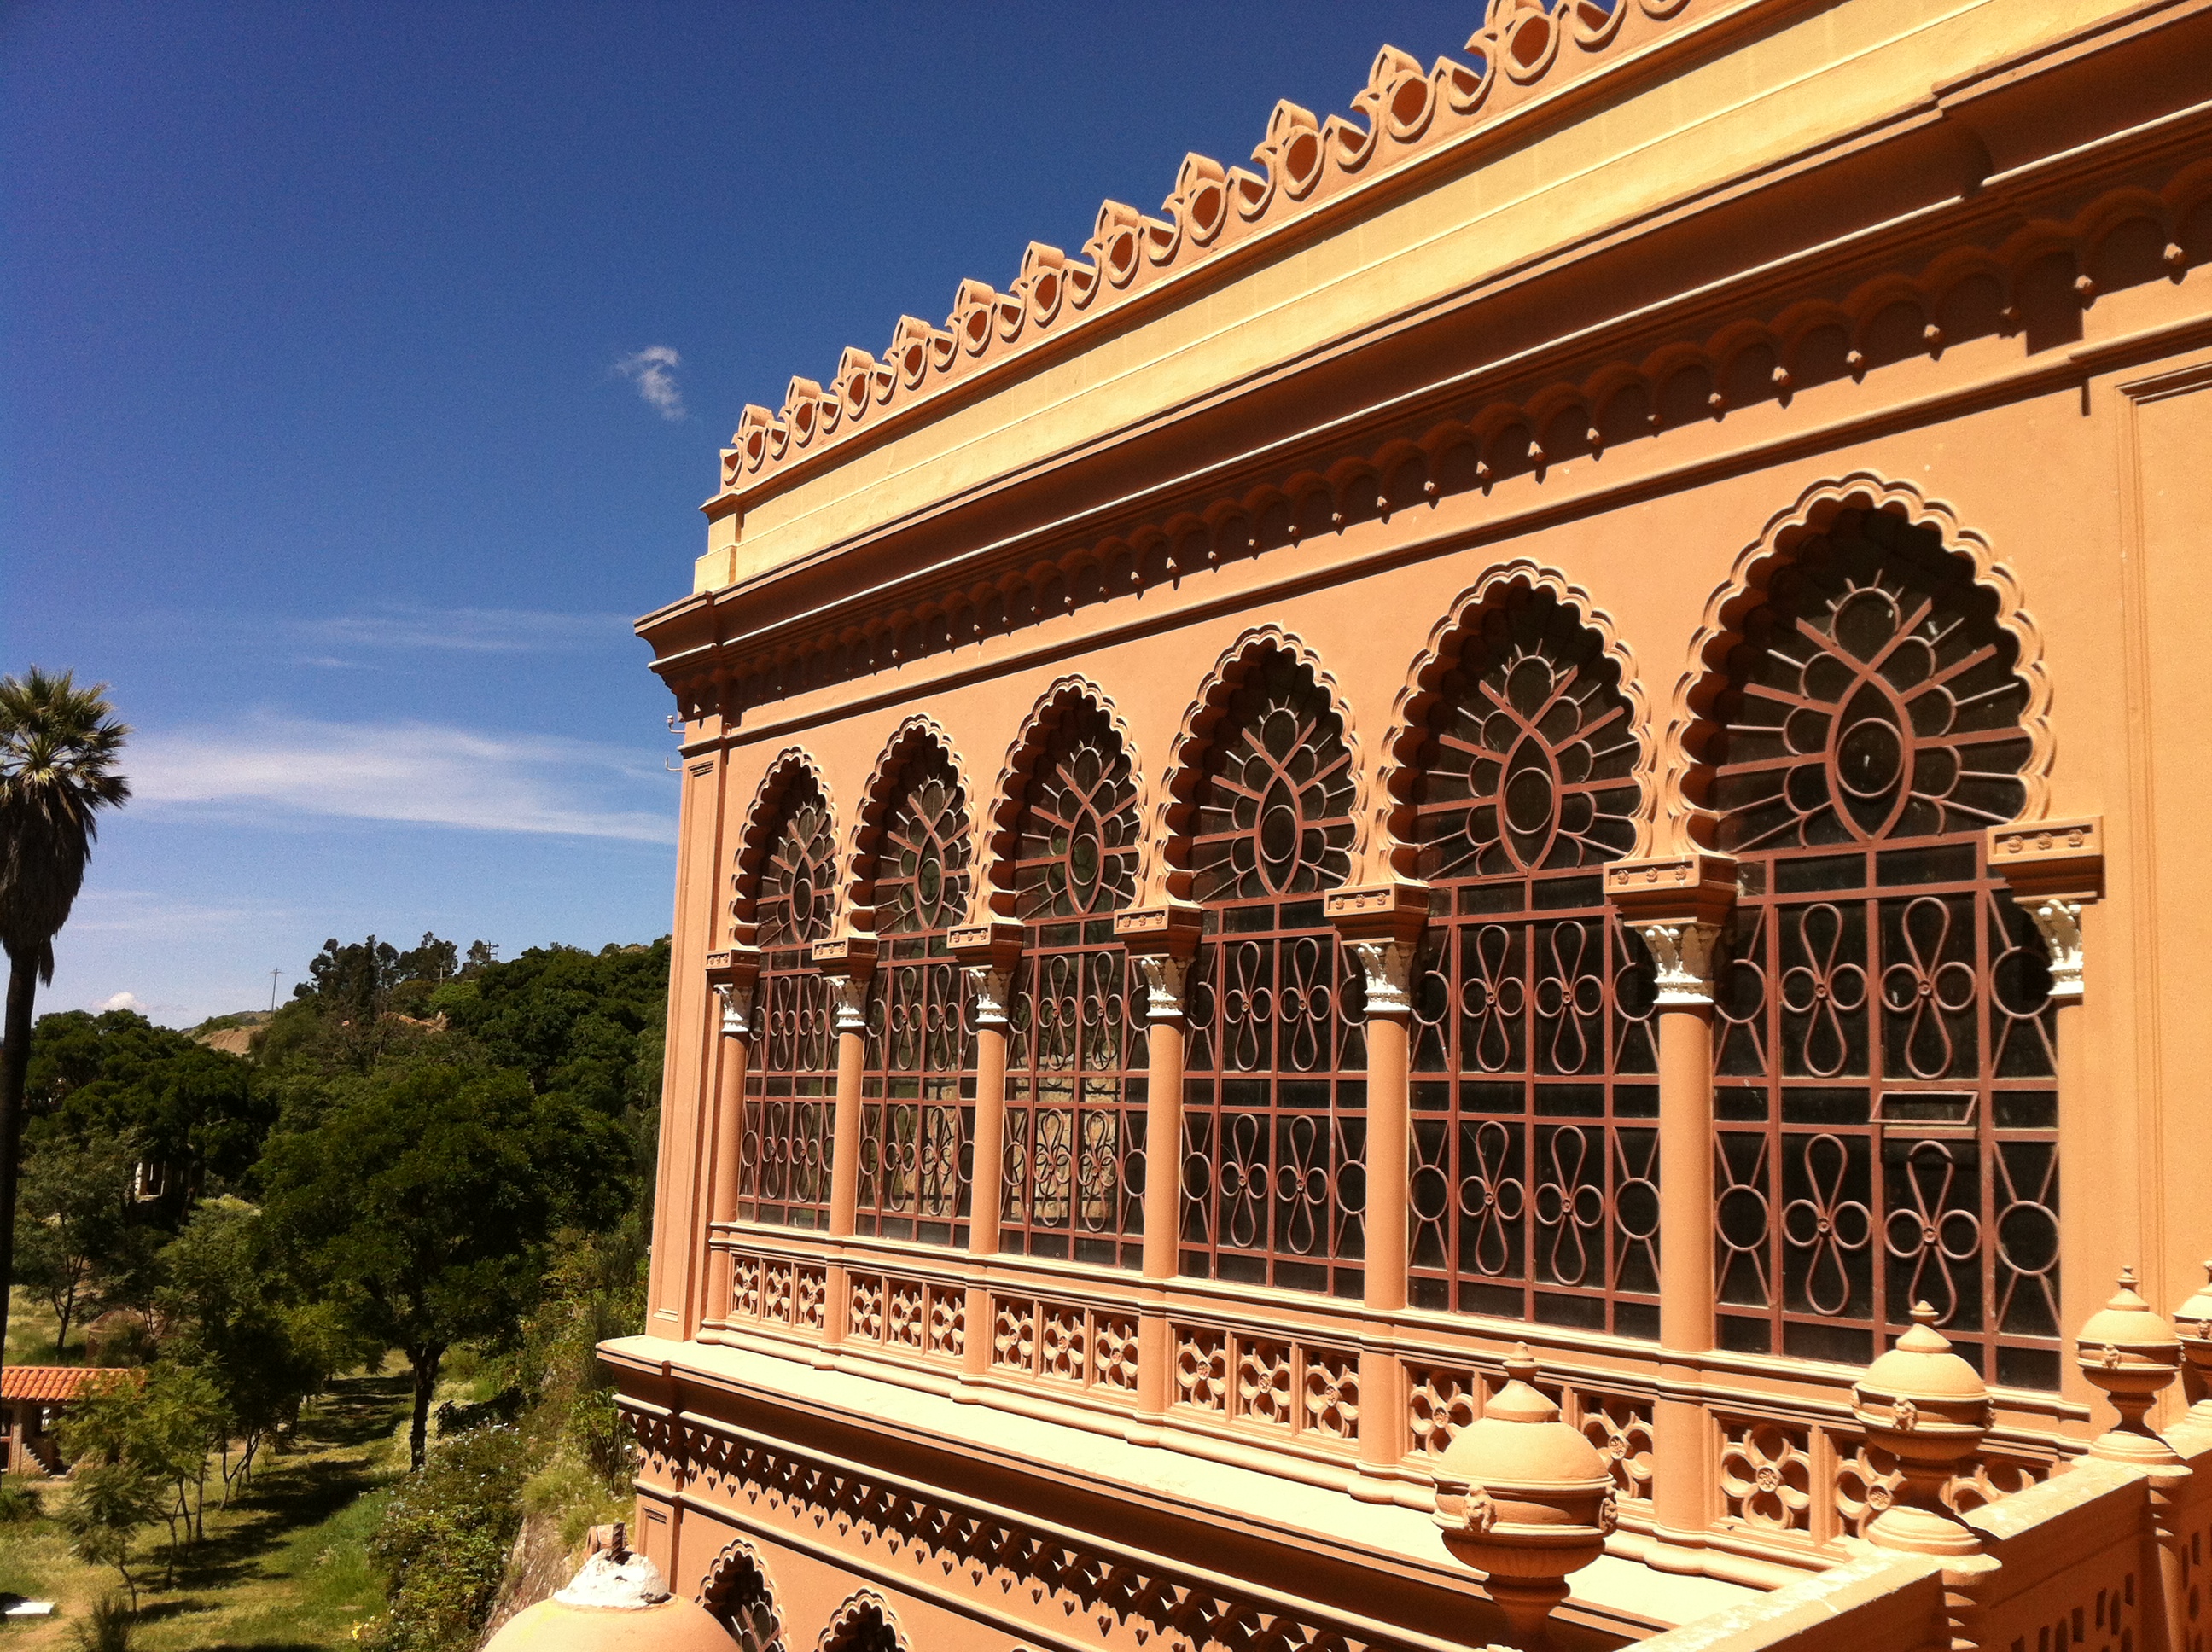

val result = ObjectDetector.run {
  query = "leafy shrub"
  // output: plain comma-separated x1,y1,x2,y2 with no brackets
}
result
69,1594,137,1652
363,1425,527,1652
0,1471,44,1522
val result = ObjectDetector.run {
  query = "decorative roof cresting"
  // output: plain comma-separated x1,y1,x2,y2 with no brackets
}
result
721,0,1700,495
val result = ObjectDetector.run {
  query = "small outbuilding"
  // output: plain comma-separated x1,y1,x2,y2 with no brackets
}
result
2,1368,137,1475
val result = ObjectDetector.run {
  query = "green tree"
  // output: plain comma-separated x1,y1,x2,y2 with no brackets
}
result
12,1129,142,1359
25,1008,267,1219
0,668,131,1381
59,1362,224,1572
58,1461,164,1612
261,1063,621,1468
157,1195,350,1496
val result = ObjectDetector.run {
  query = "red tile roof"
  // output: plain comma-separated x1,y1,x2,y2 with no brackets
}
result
0,1367,140,1404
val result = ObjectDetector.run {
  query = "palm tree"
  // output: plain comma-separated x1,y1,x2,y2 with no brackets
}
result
0,669,131,1375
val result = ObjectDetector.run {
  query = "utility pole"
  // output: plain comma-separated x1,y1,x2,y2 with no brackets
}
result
269,969,281,1012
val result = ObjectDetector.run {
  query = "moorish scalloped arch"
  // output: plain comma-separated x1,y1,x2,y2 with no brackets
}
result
842,714,980,936
729,747,837,946
695,1533,786,1651
981,676,1149,922
813,1588,908,1652
1152,625,1368,905
1377,559,1656,880
1662,472,2052,852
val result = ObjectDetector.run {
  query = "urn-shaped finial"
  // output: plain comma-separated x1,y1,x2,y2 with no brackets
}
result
2171,1259,2212,1434
1850,1302,1990,1556
482,1524,731,1652
2077,1268,2182,1465
1432,1346,1615,1649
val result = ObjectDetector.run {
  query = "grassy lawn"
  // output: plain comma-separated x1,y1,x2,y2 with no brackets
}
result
0,1371,410,1650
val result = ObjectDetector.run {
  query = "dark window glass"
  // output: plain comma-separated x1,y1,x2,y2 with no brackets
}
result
1404,588,1657,1338
1705,509,2058,1387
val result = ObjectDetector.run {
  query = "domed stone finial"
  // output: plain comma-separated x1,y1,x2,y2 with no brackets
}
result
1850,1302,1991,1558
482,1523,733,1651
1432,1344,1615,1649
2171,1259,2212,1434
2077,1267,2183,1466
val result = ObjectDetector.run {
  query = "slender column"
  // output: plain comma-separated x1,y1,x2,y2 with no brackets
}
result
1607,854,1735,1570
1987,817,2104,1403
812,936,876,1358
950,921,1023,1391
1116,904,1202,1434
701,969,756,1334
1329,881,1429,1498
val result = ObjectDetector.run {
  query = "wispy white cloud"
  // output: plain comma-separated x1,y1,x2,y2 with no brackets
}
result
67,888,292,938
127,716,674,842
614,345,687,421
282,606,631,659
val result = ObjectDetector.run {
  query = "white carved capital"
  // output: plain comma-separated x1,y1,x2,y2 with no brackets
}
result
2029,898,2085,1003
964,965,1014,1027
1348,939,1417,1019
713,980,754,1039
830,974,871,1034
1629,920,1722,1007
1134,954,1190,1021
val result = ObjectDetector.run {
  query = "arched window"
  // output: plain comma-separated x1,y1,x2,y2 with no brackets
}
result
859,742,976,1246
1702,506,2057,1387
698,1540,784,1652
820,1597,905,1652
1002,701,1144,1266
1404,587,1658,1337
737,777,837,1230
1180,647,1365,1296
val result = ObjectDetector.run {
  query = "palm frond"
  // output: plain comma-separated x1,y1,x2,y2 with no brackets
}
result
0,666,133,971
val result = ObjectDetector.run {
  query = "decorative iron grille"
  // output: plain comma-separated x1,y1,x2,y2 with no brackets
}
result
1403,589,1660,1335
736,785,836,1229
1004,704,1147,1266
859,746,976,1245
1703,508,2058,1388
1181,651,1367,1297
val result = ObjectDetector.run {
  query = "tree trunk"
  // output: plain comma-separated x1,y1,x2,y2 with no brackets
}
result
55,1281,74,1365
408,1346,444,1470
0,956,37,1382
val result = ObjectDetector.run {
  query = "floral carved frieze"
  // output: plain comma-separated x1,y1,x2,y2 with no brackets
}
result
1173,1323,1361,1449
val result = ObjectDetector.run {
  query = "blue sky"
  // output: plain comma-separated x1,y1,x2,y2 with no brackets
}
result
3,1,1474,1027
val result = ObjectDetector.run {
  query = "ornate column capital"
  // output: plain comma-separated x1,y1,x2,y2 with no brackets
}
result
1115,903,1204,1023
1629,920,1724,1007
1324,881,1430,1021
1604,854,1736,1009
1132,954,1191,1022
810,935,877,1035
704,947,762,1038
1987,817,2101,1004
1345,939,1418,1019
712,980,756,1038
963,964,1015,1027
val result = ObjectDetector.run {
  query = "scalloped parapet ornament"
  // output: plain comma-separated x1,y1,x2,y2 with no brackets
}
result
716,0,1706,499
